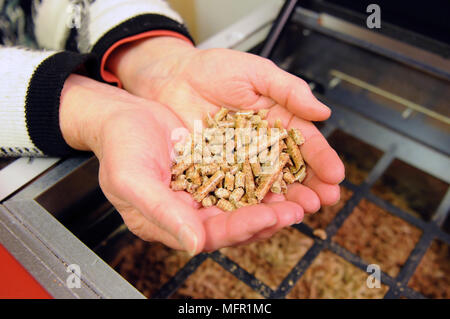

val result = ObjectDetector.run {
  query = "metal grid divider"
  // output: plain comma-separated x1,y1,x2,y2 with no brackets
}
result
152,254,209,299
324,148,397,239
269,148,398,298
384,233,434,298
209,251,274,298
149,120,449,299
270,240,323,298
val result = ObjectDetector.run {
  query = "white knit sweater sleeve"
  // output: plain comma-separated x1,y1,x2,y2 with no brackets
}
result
1,0,191,157
0,47,94,157
0,48,56,156
33,0,190,53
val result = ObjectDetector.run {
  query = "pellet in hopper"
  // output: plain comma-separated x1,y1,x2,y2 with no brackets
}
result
243,160,256,200
229,164,239,175
198,163,220,176
235,115,247,129
217,198,235,212
214,187,231,199
270,173,284,194
171,179,187,191
280,179,288,194
218,120,234,128
171,160,192,177
289,128,305,145
257,109,269,119
229,187,245,204
193,170,225,202
294,165,307,183
257,120,269,130
236,110,254,118
250,159,262,177
214,107,229,122
250,115,262,126
202,195,217,207
226,113,235,121
224,172,235,191
205,113,216,128
255,153,290,201
283,170,296,184
186,165,201,185
235,171,245,189
186,182,199,194
209,144,224,155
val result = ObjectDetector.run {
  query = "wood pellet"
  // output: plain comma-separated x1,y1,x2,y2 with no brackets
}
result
170,107,307,211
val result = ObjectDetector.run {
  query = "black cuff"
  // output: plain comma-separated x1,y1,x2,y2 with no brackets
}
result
25,51,97,157
90,13,194,81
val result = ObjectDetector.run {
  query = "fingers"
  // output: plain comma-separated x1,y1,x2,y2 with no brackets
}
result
258,179,321,214
202,204,277,251
303,167,341,206
128,176,206,255
289,117,345,184
202,201,301,251
261,192,286,203
119,207,183,250
249,56,331,121
250,202,303,239
173,190,202,209
285,183,321,214
265,106,344,185
224,202,304,247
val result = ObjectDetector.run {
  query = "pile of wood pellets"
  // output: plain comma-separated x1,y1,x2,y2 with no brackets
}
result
170,107,306,211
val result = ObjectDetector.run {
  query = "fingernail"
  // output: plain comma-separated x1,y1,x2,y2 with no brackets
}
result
178,225,198,256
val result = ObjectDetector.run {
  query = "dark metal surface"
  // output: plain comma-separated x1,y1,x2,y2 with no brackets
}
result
292,5,450,81
259,0,298,58
269,18,450,155
305,0,450,56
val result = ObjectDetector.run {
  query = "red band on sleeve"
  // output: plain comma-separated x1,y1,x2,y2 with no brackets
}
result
101,30,193,88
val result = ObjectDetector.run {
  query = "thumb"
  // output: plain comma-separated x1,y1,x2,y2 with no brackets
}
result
250,56,331,121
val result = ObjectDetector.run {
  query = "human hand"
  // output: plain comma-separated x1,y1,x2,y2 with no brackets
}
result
59,74,305,253
106,37,345,214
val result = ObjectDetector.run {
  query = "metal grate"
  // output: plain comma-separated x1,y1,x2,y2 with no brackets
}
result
149,105,450,299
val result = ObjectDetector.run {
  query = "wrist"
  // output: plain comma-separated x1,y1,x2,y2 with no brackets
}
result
59,74,144,157
105,36,196,92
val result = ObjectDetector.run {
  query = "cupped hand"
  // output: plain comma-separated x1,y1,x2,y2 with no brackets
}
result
107,37,345,214
59,74,305,254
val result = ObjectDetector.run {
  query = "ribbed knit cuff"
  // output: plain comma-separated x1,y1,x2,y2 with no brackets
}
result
89,13,194,80
25,51,96,156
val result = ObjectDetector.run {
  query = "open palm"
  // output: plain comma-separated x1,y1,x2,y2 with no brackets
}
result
96,99,305,254
109,38,345,215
